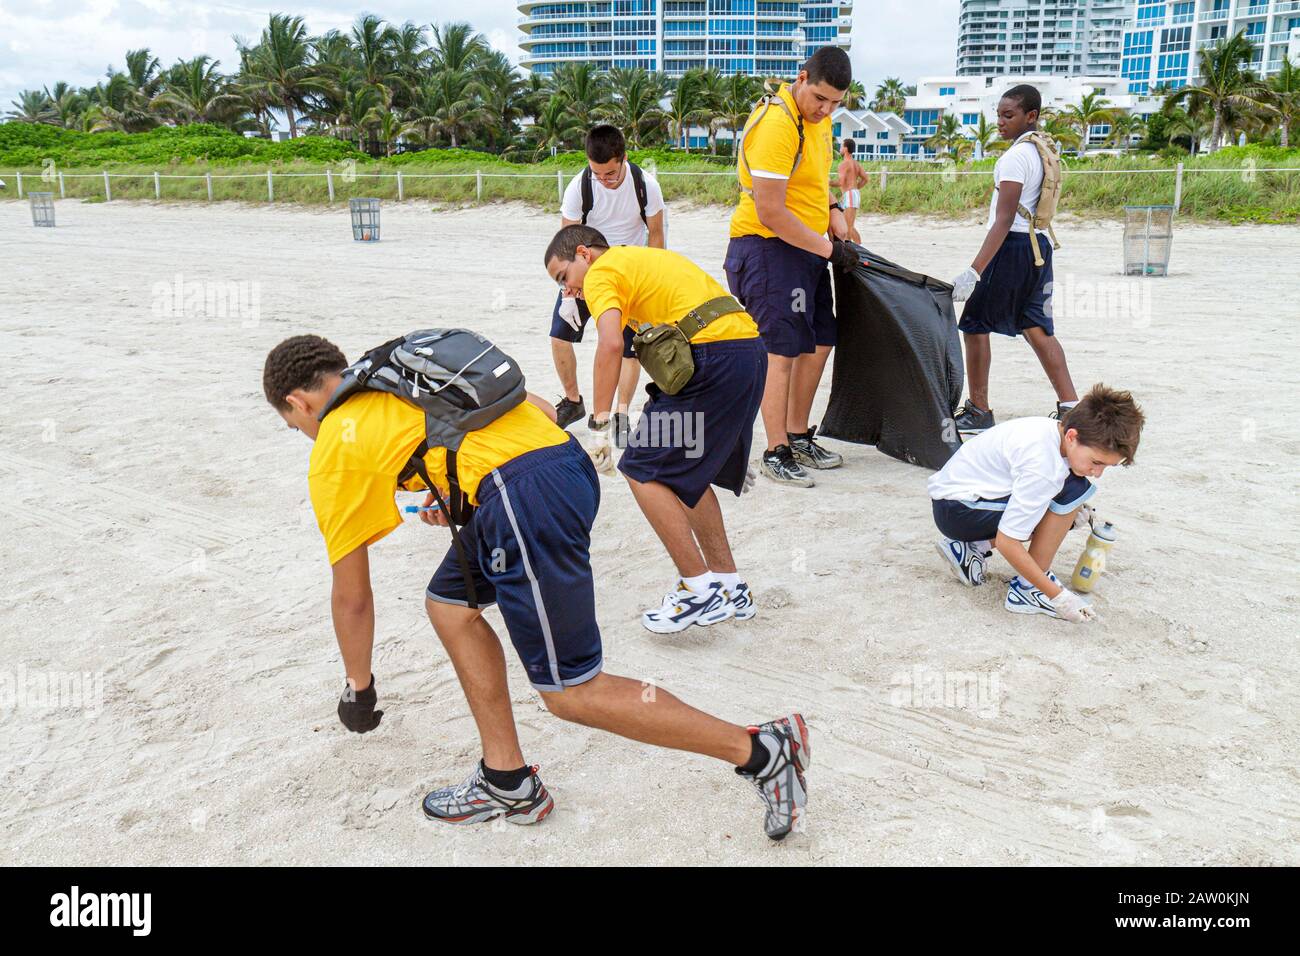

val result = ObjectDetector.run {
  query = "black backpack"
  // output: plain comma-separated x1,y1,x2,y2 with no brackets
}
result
580,161,649,226
318,329,527,608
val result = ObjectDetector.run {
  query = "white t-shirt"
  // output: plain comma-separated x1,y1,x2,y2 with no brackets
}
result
927,417,1071,541
561,165,665,247
987,135,1043,234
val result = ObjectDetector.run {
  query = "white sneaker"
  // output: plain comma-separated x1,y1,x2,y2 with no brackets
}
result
935,537,990,587
641,581,733,634
1005,574,1065,618
724,582,757,621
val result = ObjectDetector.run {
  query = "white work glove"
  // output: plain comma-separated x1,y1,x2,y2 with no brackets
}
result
1071,504,1095,532
588,432,614,475
742,466,757,494
1050,588,1100,623
950,266,980,302
557,295,582,332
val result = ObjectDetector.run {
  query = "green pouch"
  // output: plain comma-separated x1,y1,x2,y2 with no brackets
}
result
631,295,744,395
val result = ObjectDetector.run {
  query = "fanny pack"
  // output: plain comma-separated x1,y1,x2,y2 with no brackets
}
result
631,295,744,395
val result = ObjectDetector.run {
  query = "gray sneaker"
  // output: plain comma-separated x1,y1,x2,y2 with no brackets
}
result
554,395,585,430
759,445,815,488
737,713,811,841
422,763,554,825
954,402,995,437
788,426,843,470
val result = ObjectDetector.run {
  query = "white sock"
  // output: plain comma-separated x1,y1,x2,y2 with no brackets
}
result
712,571,743,592
1059,400,1079,410
682,572,713,595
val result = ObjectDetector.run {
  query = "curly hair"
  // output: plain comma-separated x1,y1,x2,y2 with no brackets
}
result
262,335,347,411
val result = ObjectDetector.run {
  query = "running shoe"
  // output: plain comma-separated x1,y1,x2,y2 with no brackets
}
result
1004,574,1073,619
788,426,843,470
422,763,554,825
954,403,995,437
935,537,990,587
641,581,733,634
1049,402,1075,421
555,395,586,430
759,445,815,488
724,582,757,621
736,713,811,841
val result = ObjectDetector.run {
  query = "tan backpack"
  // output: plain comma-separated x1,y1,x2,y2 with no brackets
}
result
1005,129,1063,266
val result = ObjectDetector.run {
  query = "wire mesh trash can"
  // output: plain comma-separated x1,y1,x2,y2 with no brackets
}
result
349,198,381,241
1123,205,1173,276
29,191,55,227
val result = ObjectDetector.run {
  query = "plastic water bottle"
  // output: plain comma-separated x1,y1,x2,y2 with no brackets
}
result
1071,521,1116,593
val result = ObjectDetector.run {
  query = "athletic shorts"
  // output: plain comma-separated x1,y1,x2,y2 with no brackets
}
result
842,188,861,210
426,435,603,693
958,231,1055,337
931,472,1096,543
549,290,635,358
724,235,836,358
618,338,766,508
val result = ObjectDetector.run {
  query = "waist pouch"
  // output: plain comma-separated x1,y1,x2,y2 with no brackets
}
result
632,295,744,395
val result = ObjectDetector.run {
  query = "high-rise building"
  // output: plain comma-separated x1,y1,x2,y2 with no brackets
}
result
517,0,853,77
1120,0,1300,94
957,0,1132,76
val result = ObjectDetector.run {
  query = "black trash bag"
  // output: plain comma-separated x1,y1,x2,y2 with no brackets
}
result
818,244,964,472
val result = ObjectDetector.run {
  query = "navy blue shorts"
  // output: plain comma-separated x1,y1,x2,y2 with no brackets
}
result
618,338,767,508
549,290,635,358
724,235,836,358
426,436,603,693
931,472,1096,543
958,231,1054,337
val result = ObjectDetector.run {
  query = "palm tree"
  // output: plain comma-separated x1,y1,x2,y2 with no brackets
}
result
842,79,865,111
332,79,385,148
696,67,729,154
522,95,584,158
1105,112,1147,151
429,22,487,74
925,112,966,160
1163,32,1270,152
666,68,712,150
1265,59,1299,148
1038,108,1082,153
408,70,479,148
872,77,908,115
240,14,330,138
1164,105,1212,155
151,56,244,127
470,50,528,152
970,114,1004,159
7,89,55,123
601,66,669,149
351,14,401,92
86,72,158,132
1059,91,1114,157
43,82,86,128
124,49,164,100
712,72,761,160
547,61,609,135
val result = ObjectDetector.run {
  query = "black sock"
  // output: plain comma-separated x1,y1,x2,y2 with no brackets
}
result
481,759,531,791
736,732,771,775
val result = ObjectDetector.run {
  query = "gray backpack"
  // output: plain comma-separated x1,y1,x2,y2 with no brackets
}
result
318,329,527,606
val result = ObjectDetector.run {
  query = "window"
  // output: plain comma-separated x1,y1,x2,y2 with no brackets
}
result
877,130,889,140
962,112,981,125
1136,4,1165,23
939,86,957,95
1123,55,1151,79
1160,26,1190,51
1124,30,1153,56
1156,52,1188,80
1244,21,1265,37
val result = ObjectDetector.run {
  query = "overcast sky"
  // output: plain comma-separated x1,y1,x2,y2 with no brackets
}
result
0,0,959,116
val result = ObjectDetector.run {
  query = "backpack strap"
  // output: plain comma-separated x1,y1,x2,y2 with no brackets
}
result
401,440,479,610
737,88,805,197
580,167,593,225
628,161,648,225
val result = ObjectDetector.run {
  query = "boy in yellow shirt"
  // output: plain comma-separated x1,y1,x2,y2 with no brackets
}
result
727,46,860,489
262,333,810,840
544,226,766,635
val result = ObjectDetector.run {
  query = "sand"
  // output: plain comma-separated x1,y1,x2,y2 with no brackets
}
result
0,198,1297,866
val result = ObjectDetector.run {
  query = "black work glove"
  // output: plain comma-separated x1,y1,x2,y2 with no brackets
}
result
828,238,862,273
338,675,383,733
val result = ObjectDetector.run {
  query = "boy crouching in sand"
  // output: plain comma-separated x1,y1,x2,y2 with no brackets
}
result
927,384,1144,621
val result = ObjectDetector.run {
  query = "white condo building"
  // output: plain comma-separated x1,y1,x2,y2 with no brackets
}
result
957,0,1132,76
1120,0,1300,93
517,0,853,77
899,73,1161,158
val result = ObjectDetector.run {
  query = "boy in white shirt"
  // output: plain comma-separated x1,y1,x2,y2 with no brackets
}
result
949,84,1080,436
550,125,666,437
928,384,1144,622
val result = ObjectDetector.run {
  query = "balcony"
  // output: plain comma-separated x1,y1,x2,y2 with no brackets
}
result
1201,10,1229,21
1271,32,1298,43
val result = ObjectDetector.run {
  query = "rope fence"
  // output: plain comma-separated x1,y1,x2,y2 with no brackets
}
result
9,162,1298,211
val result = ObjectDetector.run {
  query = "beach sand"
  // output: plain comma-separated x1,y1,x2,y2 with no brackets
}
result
1,199,1297,865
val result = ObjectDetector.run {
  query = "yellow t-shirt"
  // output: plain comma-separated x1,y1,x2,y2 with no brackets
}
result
581,245,759,344
308,391,567,564
729,82,834,239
